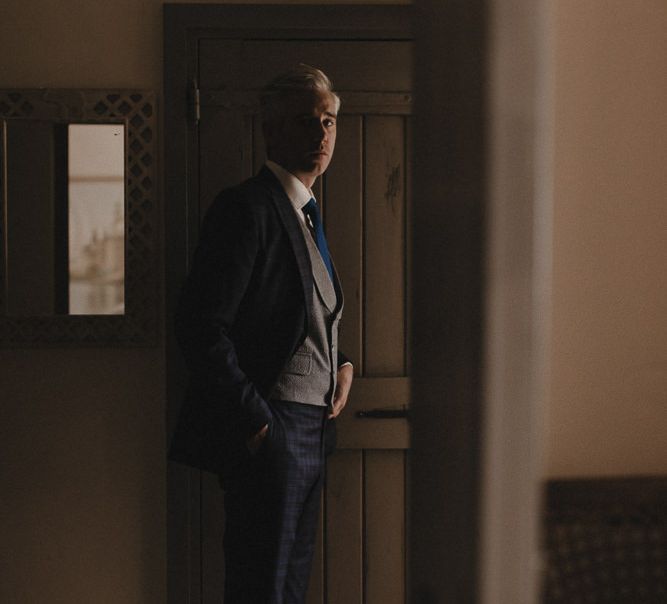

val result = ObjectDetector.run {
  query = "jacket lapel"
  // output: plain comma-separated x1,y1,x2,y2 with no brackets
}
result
298,218,338,312
257,167,314,325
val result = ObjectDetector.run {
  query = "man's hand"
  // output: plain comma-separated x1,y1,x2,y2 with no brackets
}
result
329,364,353,419
246,423,269,454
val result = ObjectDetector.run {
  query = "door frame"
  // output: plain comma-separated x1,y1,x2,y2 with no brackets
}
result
410,1,552,603
163,6,414,602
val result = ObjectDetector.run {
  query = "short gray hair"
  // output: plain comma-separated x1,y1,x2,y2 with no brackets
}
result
259,64,341,128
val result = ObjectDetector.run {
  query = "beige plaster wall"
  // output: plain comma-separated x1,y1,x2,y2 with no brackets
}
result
547,0,667,477
0,2,171,597
0,0,406,90
0,349,165,603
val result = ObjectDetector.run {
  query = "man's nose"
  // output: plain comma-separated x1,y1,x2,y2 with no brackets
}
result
311,121,327,143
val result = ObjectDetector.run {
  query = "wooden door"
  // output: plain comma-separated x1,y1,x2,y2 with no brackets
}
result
166,8,413,603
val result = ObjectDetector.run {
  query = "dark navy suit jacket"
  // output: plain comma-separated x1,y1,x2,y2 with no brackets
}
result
169,167,347,473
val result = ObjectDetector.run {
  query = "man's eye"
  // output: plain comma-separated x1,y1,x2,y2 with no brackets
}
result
324,119,336,127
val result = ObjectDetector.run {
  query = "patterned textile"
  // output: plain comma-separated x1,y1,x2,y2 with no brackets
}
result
221,400,328,604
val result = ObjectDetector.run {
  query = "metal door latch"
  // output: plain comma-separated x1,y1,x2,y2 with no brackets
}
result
356,407,409,419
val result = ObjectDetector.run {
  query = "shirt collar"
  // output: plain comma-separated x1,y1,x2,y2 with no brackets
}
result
265,160,314,214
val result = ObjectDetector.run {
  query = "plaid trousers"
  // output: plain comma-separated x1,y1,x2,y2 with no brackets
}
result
221,400,328,604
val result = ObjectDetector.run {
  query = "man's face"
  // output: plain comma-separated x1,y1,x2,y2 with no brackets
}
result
267,89,338,187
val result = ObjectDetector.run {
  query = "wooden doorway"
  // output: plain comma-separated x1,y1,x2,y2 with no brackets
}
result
164,6,413,603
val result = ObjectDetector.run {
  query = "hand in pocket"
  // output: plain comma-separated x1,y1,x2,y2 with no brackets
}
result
246,423,269,454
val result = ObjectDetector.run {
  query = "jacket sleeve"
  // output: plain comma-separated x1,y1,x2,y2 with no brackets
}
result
175,191,272,437
337,351,352,368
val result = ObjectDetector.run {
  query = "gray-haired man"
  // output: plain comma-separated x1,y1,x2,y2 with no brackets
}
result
171,65,353,603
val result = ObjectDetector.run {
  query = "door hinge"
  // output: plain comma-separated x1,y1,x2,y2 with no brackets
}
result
190,79,200,125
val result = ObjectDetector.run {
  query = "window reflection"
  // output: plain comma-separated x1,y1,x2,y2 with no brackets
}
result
68,124,125,315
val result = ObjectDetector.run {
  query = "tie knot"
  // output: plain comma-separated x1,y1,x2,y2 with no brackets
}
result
303,198,320,223
304,197,317,212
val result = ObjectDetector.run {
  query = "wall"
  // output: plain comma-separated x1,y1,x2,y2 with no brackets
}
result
548,0,667,476
1,350,164,603
0,4,168,601
0,1,405,603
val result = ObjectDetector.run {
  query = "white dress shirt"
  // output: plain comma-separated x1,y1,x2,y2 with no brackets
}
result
265,160,313,226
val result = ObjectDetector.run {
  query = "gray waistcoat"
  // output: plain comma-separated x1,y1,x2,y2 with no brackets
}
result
271,220,343,407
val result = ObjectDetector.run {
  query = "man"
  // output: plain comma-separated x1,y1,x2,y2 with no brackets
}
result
170,65,353,604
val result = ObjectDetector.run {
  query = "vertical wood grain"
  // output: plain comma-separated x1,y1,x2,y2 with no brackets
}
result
198,109,243,601
189,470,203,604
364,450,406,604
199,108,250,214
364,116,406,376
404,117,413,367
201,473,225,604
253,113,266,175
326,451,364,604
326,115,364,370
241,114,254,180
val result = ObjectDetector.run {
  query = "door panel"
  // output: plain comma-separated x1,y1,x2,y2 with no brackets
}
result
199,40,412,92
324,115,363,369
202,472,225,602
363,115,407,376
324,451,364,604
195,36,412,604
365,450,406,604
334,377,410,450
199,108,252,213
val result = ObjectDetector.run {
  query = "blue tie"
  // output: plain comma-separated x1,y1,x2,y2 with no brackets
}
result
302,198,334,281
